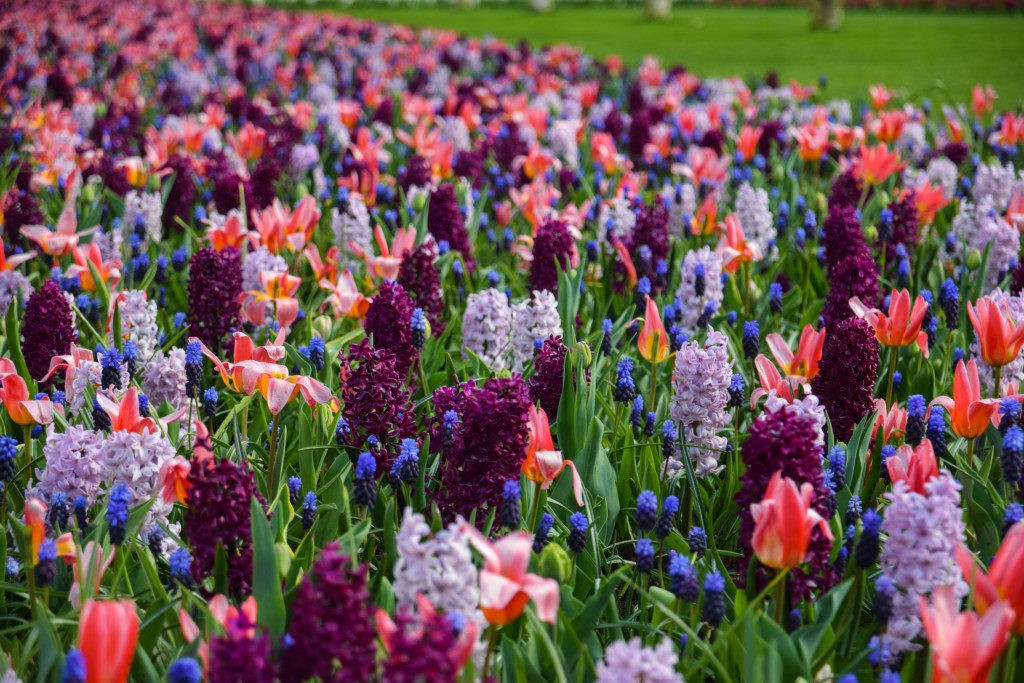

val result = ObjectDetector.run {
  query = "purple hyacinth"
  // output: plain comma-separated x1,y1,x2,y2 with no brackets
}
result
22,279,76,382
188,247,242,354
811,317,880,442
529,335,568,418
530,219,576,294
427,184,474,269
398,241,445,333
364,280,418,377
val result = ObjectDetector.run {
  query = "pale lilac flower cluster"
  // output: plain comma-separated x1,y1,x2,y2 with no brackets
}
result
904,157,958,199
669,329,733,476
972,288,1024,393
547,120,581,170
972,161,1022,212
734,182,775,257
330,196,373,271
595,638,683,683
596,195,636,247
461,288,512,371
142,348,188,410
659,182,697,239
288,143,320,178
98,430,177,528
122,190,164,246
393,508,480,616
510,290,563,372
117,290,160,362
32,426,105,504
951,202,1019,290
242,246,288,292
0,270,31,317
879,471,966,656
675,247,725,335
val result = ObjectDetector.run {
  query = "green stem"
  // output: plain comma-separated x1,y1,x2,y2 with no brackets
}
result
884,346,899,406
481,626,498,679
993,364,1003,399
267,423,280,495
22,425,32,490
648,347,658,419
773,571,787,625
527,483,543,533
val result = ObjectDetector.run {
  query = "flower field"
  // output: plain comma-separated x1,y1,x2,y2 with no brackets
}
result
1,0,1024,681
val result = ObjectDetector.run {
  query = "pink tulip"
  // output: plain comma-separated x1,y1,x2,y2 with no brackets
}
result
920,584,1013,683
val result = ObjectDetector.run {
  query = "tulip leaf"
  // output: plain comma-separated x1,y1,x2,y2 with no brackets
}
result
251,498,287,639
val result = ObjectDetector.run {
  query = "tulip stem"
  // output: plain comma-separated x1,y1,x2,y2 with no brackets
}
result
773,573,786,625
528,483,543,533
22,425,31,490
267,423,279,495
884,347,899,406
648,349,658,419
993,365,1003,399
482,627,498,679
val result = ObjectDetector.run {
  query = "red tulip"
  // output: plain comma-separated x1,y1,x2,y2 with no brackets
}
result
637,295,670,365
750,471,833,570
765,324,826,382
931,359,1000,439
887,438,939,494
522,405,583,506
24,498,47,564
464,525,560,626
159,456,191,504
850,288,930,357
968,296,1024,369
852,143,904,186
957,521,1024,635
749,354,799,409
79,599,139,683
0,372,55,426
871,399,907,446
920,584,1013,683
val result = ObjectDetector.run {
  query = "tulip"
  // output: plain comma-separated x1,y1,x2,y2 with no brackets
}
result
79,599,139,683
765,324,825,382
463,525,560,626
159,456,192,504
637,295,670,365
248,196,320,254
66,541,116,610
94,387,160,434
348,224,416,280
319,270,371,319
226,121,266,162
24,498,47,564
522,405,583,506
849,289,930,358
887,438,939,494
203,212,255,252
749,354,799,409
718,214,762,275
957,521,1024,635
735,125,761,163
852,143,904,186
869,84,893,109
920,585,1013,683
1,373,55,425
302,244,341,284
968,296,1024,370
931,359,1000,439
240,270,302,330
66,243,122,293
20,169,91,258
871,398,907,446
196,331,288,395
906,182,950,226
749,471,833,571
613,240,638,289
794,124,829,162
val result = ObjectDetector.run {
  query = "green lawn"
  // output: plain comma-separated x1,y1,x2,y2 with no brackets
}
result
296,3,1024,104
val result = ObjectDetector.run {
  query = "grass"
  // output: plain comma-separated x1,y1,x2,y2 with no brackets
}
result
290,3,1024,103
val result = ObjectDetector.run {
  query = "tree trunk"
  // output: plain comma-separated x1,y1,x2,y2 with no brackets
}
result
809,0,844,30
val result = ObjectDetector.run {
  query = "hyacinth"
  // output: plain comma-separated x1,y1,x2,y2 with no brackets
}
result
529,335,567,418
736,404,837,601
675,247,724,335
660,182,697,239
811,317,880,442
969,288,1024,393
380,608,462,683
972,160,1020,212
142,348,187,411
22,279,76,381
594,638,683,683
597,195,637,247
431,376,531,523
281,543,377,683
241,246,287,292
184,458,262,597
337,339,416,474
510,290,563,372
530,219,576,293
0,269,31,317
160,154,197,232
427,184,474,269
397,240,445,333
821,205,864,269
3,188,43,245
207,614,274,683
31,426,104,505
117,289,160,362
97,430,176,528
364,280,418,376
883,191,919,261
827,169,864,209
393,509,481,622
187,247,241,353
951,202,1020,290
879,472,966,656
668,330,734,476
461,288,512,371
330,194,373,271
122,190,163,246
734,182,775,257
822,208,879,328
627,204,670,286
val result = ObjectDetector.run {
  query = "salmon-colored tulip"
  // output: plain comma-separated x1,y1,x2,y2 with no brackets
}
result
204,212,255,252
852,143,904,186
765,324,825,382
79,598,139,683
869,84,893,109
523,405,583,506
637,296,671,365
920,585,1013,683
931,359,1000,439
66,243,122,293
957,521,1024,635
226,122,266,162
968,296,1024,369
887,438,939,494
464,525,560,626
736,125,761,163
905,182,950,226
1,373,55,425
302,244,341,284
749,354,799,409
24,498,47,564
249,196,320,253
613,240,638,289
196,332,286,394
850,288,930,357
0,245,35,271
239,270,301,329
794,124,829,162
348,224,416,280
95,387,158,434
159,456,191,504
20,169,91,257
750,471,833,571
319,270,371,319
871,398,907,445
718,214,762,274
67,541,116,610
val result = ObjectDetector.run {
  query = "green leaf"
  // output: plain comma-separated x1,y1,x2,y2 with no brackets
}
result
251,498,287,639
